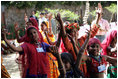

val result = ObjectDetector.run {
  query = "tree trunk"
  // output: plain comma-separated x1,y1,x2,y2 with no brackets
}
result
110,13,114,23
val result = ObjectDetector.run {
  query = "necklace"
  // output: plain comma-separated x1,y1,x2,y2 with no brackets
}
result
36,42,41,47
89,55,101,64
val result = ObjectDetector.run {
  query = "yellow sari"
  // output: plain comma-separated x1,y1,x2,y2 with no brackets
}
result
1,57,11,78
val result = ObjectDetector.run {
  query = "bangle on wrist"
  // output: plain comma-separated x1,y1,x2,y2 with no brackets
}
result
96,24,100,28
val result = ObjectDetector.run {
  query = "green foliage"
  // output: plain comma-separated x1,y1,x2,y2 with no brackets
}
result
89,1,117,7
35,8,80,20
89,3,117,18
35,1,56,10
58,1,86,6
2,1,117,10
105,3,117,14
89,10,96,17
19,28,25,37
45,8,79,20
6,24,15,39
1,1,37,9
6,24,25,39
1,23,5,27
35,11,40,18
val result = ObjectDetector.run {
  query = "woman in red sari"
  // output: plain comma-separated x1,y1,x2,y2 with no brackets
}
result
101,30,117,78
2,26,51,78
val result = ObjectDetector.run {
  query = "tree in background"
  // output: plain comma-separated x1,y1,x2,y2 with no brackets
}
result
1,1,117,39
105,3,117,23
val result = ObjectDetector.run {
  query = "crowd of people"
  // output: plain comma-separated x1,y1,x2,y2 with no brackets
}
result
1,3,117,78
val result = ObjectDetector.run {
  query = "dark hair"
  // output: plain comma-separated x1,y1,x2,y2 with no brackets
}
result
61,52,84,78
40,12,45,15
45,10,49,14
41,21,47,26
32,10,36,14
61,52,74,65
27,27,37,35
66,29,73,35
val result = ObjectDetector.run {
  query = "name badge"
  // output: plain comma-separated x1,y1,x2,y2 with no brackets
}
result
98,64,106,72
36,47,45,53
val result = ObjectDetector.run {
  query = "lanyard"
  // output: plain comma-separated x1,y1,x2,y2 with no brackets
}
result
89,55,101,64
36,42,41,48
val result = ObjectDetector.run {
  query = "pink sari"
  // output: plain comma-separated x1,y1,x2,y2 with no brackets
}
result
101,30,117,55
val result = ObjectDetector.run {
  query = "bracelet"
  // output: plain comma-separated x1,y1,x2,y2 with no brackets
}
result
96,24,100,28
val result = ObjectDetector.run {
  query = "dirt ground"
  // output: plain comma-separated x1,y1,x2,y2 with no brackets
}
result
2,52,20,78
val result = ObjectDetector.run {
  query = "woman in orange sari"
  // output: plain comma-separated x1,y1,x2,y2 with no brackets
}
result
55,11,101,77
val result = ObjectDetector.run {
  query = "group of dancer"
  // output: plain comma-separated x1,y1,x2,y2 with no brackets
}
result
1,3,117,78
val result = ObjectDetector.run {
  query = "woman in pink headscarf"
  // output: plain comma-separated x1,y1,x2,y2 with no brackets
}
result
101,30,117,78
101,30,117,57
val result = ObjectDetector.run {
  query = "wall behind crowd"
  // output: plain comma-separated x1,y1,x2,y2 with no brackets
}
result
1,3,117,29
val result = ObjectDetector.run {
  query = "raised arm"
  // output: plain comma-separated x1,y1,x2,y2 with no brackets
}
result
68,34,78,56
81,7,101,42
14,22,25,43
55,13,67,37
76,28,91,68
95,10,101,25
49,46,66,78
44,31,55,45
56,31,61,47
95,3,102,25
107,46,117,53
55,13,77,61
14,23,21,42
102,55,117,66
44,26,61,46
2,28,23,52
48,13,53,35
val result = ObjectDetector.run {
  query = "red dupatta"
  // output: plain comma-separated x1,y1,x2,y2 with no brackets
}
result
17,26,50,78
18,17,41,43
29,17,39,31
